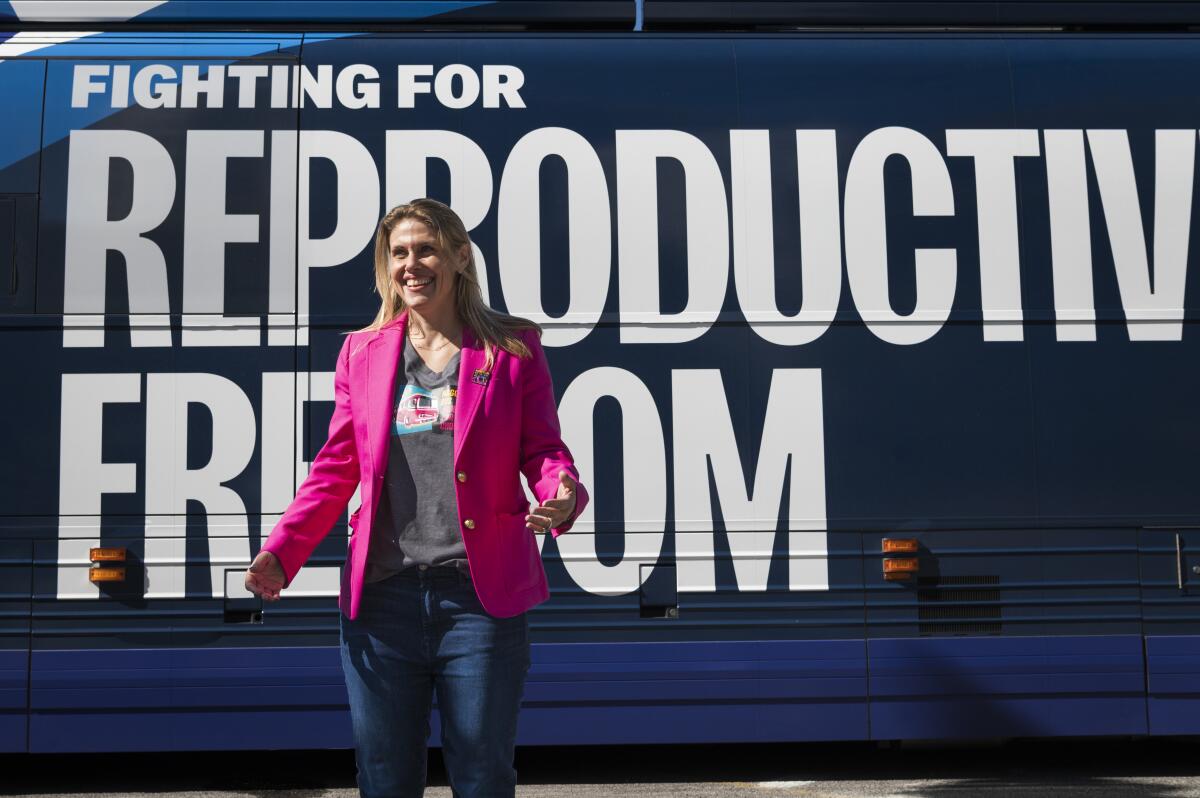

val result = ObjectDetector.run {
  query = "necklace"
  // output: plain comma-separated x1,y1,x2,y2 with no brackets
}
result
408,328,459,352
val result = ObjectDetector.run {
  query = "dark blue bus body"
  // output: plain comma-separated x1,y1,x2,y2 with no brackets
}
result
1,0,1199,753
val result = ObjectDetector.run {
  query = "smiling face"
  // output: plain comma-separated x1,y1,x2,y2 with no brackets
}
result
387,218,467,320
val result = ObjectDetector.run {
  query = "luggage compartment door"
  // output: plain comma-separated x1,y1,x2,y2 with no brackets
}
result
1141,527,1200,735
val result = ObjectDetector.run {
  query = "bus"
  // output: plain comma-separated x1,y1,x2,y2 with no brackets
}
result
2,0,1199,754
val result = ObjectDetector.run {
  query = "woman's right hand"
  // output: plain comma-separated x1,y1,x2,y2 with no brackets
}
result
245,550,286,601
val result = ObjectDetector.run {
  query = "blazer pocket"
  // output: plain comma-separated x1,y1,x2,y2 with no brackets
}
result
495,510,543,594
493,509,526,534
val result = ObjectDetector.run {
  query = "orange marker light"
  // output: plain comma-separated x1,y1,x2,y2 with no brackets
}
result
89,567,126,583
882,538,918,554
89,547,127,562
883,557,919,581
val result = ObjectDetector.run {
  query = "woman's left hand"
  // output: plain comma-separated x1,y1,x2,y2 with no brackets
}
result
526,470,578,535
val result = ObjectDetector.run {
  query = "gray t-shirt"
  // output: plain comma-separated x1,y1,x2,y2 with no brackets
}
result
364,337,468,582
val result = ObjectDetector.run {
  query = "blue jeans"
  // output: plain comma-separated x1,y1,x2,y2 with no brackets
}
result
339,565,531,798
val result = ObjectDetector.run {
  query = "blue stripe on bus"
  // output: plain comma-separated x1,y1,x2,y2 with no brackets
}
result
25,635,1166,751
28,639,869,751
1146,636,1200,735
0,649,25,709
521,639,870,744
868,636,1149,739
29,646,349,752
0,649,27,753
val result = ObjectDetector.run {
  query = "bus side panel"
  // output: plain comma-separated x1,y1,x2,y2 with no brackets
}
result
0,58,45,316
1011,34,1200,735
1145,636,1200,735
29,645,351,752
0,541,31,752
15,27,1200,750
515,640,867,744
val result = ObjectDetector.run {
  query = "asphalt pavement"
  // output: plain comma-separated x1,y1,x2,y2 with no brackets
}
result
5,738,1200,797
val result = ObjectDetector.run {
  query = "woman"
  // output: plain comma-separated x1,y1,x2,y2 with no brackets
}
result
243,198,588,798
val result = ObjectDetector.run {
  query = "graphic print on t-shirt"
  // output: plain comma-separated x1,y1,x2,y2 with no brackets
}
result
394,383,456,435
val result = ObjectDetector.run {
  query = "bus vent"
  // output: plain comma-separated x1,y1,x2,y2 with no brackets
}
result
917,575,1001,636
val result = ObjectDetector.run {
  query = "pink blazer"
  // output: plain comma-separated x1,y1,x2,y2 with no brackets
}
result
261,311,588,620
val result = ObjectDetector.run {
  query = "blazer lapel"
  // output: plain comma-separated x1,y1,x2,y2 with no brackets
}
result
454,325,488,462
365,313,406,478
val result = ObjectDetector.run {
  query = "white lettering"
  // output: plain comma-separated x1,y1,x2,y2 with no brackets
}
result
1089,129,1194,341
298,64,333,109
70,64,109,108
434,64,481,109
145,372,255,598
673,369,828,593
731,129,842,346
845,126,957,345
63,130,174,348
132,64,177,109
267,131,299,345
111,63,130,108
396,65,434,109
556,368,667,596
298,130,380,345
498,127,610,346
945,129,1040,342
56,373,141,600
483,65,525,109
384,130,493,302
180,64,225,109
181,130,264,346
270,64,291,109
57,374,140,514
228,64,268,108
616,130,729,343
1045,130,1097,341
337,64,380,110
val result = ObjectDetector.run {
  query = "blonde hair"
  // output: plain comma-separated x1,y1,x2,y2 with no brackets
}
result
354,198,540,367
